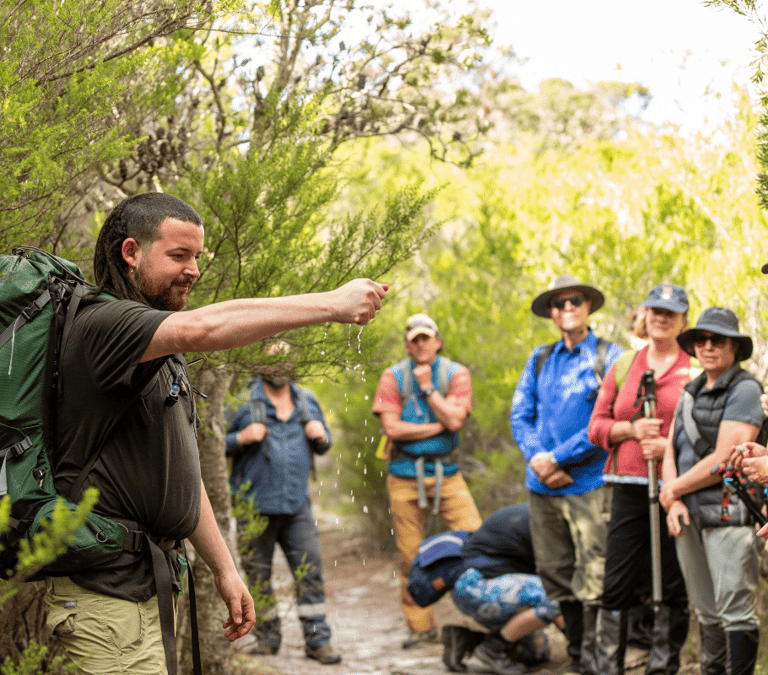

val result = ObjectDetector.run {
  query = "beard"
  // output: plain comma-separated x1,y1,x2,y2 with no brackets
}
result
262,374,293,388
134,266,192,311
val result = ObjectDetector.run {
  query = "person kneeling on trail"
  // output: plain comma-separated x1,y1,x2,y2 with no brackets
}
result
408,503,563,675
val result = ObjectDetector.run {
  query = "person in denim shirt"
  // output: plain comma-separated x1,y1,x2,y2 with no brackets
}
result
510,275,622,675
226,356,341,665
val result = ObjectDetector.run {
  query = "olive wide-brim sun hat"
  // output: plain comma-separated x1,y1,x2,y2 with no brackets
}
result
677,306,753,362
531,275,605,318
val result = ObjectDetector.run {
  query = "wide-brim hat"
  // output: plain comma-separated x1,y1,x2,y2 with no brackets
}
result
677,306,753,361
531,275,605,318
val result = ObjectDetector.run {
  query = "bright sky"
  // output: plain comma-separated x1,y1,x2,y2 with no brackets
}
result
478,0,762,132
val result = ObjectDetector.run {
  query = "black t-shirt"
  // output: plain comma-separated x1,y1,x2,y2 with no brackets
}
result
461,502,536,578
54,299,202,601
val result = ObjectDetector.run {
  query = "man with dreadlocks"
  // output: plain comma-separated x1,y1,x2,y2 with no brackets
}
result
42,192,387,674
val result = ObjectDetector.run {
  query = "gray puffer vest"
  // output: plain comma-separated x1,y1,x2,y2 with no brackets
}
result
674,364,763,528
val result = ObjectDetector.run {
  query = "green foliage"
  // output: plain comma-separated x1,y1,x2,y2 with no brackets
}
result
0,0,211,251
231,484,268,559
0,642,77,675
0,489,99,674
321,83,768,532
230,486,276,624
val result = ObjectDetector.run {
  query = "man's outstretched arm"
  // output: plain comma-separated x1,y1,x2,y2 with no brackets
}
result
141,279,387,362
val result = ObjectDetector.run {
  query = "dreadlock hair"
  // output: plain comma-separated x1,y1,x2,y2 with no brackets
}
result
93,193,203,303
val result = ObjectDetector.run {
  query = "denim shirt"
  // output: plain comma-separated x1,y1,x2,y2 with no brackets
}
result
510,330,622,496
225,380,331,515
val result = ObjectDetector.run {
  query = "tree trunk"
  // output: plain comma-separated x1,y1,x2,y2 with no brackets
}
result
180,364,237,675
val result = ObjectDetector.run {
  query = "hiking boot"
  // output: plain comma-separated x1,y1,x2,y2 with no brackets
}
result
475,635,526,675
245,639,279,656
305,643,342,665
402,627,440,649
247,617,281,655
509,628,550,667
441,625,485,671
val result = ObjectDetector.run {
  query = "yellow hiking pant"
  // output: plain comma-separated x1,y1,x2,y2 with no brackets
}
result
388,472,481,632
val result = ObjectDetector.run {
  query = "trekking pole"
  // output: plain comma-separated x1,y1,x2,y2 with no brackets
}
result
636,370,662,606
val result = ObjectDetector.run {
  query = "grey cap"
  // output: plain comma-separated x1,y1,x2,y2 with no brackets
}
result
642,283,689,314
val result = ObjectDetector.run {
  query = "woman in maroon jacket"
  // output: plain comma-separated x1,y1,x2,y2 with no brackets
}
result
588,284,692,675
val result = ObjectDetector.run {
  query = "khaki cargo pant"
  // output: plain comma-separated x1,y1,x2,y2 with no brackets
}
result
45,576,175,674
388,472,482,633
527,485,612,605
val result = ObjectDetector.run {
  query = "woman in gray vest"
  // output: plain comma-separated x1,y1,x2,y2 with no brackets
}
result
660,307,764,675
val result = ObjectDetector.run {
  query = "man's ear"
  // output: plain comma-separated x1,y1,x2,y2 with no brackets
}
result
121,238,141,269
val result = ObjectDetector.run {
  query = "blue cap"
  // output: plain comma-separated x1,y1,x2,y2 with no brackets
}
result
642,283,688,314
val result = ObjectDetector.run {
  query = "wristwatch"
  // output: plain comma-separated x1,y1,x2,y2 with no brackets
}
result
545,451,559,467
422,386,436,397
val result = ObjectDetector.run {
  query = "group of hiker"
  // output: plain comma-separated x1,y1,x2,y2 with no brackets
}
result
362,275,768,675
16,190,768,675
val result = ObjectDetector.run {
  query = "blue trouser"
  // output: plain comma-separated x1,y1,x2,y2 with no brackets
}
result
242,499,332,648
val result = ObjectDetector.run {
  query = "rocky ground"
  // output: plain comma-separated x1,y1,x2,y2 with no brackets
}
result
227,509,702,675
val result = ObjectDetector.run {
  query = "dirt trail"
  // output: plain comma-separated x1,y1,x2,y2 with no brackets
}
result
229,510,680,675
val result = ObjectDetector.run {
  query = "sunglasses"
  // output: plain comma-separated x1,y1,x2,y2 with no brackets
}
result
694,334,728,349
550,294,585,310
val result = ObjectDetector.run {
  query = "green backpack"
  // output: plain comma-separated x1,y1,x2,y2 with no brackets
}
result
0,246,126,578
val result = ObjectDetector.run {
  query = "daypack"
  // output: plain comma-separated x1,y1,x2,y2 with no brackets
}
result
376,356,454,461
0,246,126,578
407,529,470,607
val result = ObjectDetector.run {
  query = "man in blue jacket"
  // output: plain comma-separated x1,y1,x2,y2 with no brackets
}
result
510,275,622,675
226,351,341,665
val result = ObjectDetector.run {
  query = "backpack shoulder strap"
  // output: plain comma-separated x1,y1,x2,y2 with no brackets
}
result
534,342,558,379
295,386,312,424
248,398,267,425
594,337,611,381
398,358,413,400
680,390,702,450
613,349,639,393
436,356,452,396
